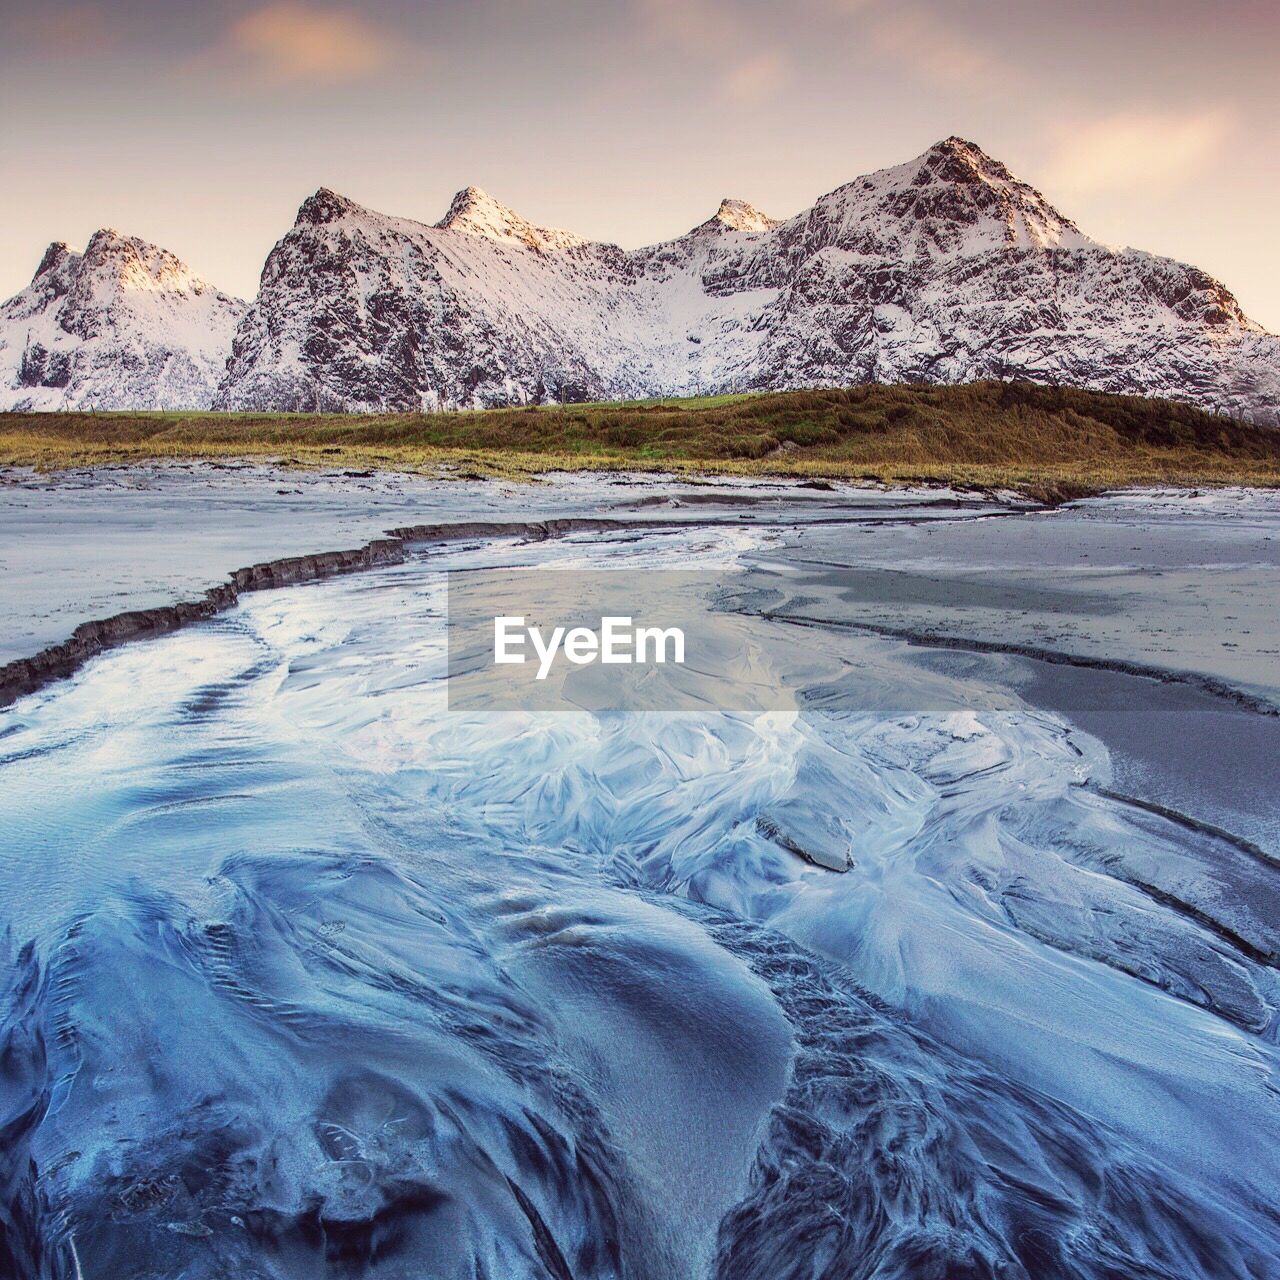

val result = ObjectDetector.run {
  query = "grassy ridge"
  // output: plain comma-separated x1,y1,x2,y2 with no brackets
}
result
4,382,1279,499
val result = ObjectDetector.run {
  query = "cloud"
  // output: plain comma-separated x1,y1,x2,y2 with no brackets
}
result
719,52,790,104
1042,108,1235,196
634,0,792,103
219,3,400,86
867,7,1017,93
636,0,1027,106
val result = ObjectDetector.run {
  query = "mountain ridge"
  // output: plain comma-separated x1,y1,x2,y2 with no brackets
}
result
2,138,1277,422
0,229,245,411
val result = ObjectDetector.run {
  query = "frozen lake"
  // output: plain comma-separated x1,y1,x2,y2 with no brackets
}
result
1,475,1278,1278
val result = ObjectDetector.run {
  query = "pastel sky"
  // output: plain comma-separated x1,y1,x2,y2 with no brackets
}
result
3,0,1278,328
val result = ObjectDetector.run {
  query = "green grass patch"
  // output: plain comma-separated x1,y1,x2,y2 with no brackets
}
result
3,381,1279,499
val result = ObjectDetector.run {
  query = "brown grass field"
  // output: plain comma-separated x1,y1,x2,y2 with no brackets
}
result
4,381,1279,501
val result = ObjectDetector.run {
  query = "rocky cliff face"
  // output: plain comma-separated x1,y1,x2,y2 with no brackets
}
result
214,186,641,411
722,140,1278,417
214,138,1280,421
6,139,1278,421
0,232,245,411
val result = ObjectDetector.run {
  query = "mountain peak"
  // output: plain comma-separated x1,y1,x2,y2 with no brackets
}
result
84,228,131,253
2,230,244,412
828,135,1092,251
927,135,989,159
438,185,520,234
712,198,778,233
917,136,1018,187
680,197,779,241
296,188,363,226
437,186,588,252
76,229,211,295
33,242,79,284
13,137,1273,422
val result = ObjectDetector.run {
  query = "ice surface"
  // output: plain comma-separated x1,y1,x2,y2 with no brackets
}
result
745,486,1280,707
2,489,1279,1277
0,464,1007,663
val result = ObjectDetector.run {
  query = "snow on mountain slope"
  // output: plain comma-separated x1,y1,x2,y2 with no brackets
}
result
435,185,594,252
0,232,245,411
216,186,648,410
214,182,793,411
725,139,1280,416
215,138,1280,420
7,138,1277,420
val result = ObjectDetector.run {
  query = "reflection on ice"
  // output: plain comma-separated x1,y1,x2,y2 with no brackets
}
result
1,526,1278,1278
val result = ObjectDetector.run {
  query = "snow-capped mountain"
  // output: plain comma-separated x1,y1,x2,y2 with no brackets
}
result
6,139,1279,421
214,139,1280,421
0,232,244,411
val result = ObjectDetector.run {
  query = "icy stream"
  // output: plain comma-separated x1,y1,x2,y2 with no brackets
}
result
1,522,1278,1279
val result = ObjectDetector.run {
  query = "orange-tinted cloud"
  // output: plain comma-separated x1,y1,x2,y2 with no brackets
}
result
720,52,790,104
1043,108,1235,197
635,0,792,102
222,3,400,86
867,6,1016,93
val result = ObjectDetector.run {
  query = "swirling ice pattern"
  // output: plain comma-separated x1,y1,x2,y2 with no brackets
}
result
1,528,1278,1279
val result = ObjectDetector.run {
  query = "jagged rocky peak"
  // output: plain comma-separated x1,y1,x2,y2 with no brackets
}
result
0,230,245,411
74,228,218,296
15,135,1276,422
25,230,227,301
711,198,778,233
436,185,589,253
806,135,1092,255
295,187,365,226
916,135,1018,185
907,135,1089,249
29,242,82,300
33,241,79,282
674,197,778,243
